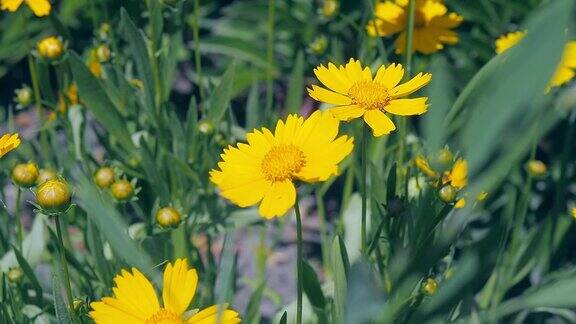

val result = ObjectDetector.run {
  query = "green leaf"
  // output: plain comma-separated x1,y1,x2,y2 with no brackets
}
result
279,311,287,324
208,63,236,123
11,245,42,304
215,233,236,305
52,273,72,324
244,282,266,324
451,0,573,175
246,83,260,130
286,51,305,114
120,8,156,115
75,175,154,273
302,261,328,323
68,53,136,152
331,235,348,324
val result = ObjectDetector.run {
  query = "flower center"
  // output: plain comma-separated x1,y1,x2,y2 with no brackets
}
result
348,80,390,111
261,145,306,182
145,309,183,324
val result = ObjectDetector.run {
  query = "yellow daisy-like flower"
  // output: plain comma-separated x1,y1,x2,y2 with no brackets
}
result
496,32,576,89
308,58,431,136
37,36,64,59
495,31,526,54
210,110,354,218
414,155,438,178
444,158,467,189
0,133,21,158
90,259,240,324
366,0,463,54
0,0,50,17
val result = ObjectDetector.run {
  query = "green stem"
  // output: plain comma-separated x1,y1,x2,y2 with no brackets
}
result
192,0,204,102
361,123,368,256
28,55,43,131
265,0,276,120
295,197,303,324
15,188,23,252
315,188,329,275
256,226,267,282
55,215,74,313
397,0,416,186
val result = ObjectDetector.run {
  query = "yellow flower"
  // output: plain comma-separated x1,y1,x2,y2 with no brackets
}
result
421,278,438,296
571,207,576,221
36,179,71,213
496,33,576,89
90,259,241,324
308,59,431,136
526,160,547,177
444,158,467,189
210,111,354,218
37,36,64,59
1,0,51,17
495,31,526,54
414,155,438,177
454,198,466,209
366,0,463,54
0,133,20,158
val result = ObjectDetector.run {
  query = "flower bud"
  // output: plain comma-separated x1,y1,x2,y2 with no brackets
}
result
37,168,58,185
15,86,33,106
36,179,72,213
7,267,24,283
198,120,214,135
309,36,328,55
476,191,488,202
571,207,576,222
322,0,339,17
421,278,438,296
96,44,111,62
438,185,456,203
12,162,39,188
455,198,466,209
98,23,111,40
111,180,134,201
156,207,182,228
414,156,438,178
73,299,85,312
94,167,115,189
436,148,453,165
526,160,547,177
37,36,64,59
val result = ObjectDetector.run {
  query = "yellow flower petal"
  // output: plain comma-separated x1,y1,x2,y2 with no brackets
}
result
549,66,575,88
328,104,365,121
187,305,241,324
562,41,576,68
258,180,296,218
374,63,404,89
162,259,198,315
25,0,50,16
90,298,145,324
363,110,396,137
299,135,354,182
0,133,20,158
390,72,432,98
313,63,352,94
307,85,352,105
455,198,466,209
495,31,526,54
344,58,371,84
449,159,468,189
385,98,428,116
0,0,23,12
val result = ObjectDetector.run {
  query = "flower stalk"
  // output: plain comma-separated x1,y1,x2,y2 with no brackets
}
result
294,196,303,324
14,188,23,251
55,214,75,313
361,124,368,256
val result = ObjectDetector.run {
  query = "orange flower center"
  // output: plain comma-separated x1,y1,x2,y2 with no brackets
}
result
261,145,306,182
348,80,391,111
145,309,183,324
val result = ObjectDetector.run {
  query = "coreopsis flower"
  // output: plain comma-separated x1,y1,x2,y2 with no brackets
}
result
366,0,463,54
0,133,20,158
37,36,64,59
496,33,576,89
210,110,354,218
90,259,240,324
495,31,526,54
0,0,50,17
308,59,431,136
444,158,467,189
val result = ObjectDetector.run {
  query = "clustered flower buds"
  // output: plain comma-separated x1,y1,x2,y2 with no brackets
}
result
37,36,64,59
111,179,135,201
156,207,182,228
94,167,116,189
12,162,39,188
36,179,72,213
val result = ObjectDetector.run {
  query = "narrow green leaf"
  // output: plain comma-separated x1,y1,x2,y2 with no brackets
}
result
52,273,72,324
246,83,260,130
208,63,236,123
68,53,136,152
279,311,287,324
11,245,42,304
331,235,348,324
286,51,305,114
302,261,328,323
245,282,266,324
